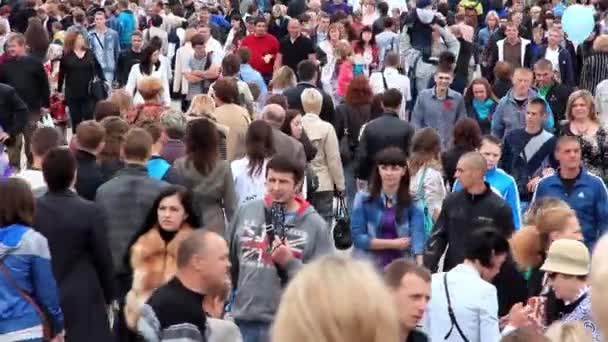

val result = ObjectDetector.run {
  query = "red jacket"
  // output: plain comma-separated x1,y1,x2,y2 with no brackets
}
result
240,33,279,75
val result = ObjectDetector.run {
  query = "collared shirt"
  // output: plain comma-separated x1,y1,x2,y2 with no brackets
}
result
240,63,268,99
412,87,466,150
369,67,411,120
423,263,501,342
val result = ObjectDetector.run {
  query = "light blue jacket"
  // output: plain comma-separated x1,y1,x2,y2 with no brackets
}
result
453,167,521,229
532,169,608,249
0,224,64,337
89,28,121,80
351,191,426,260
117,10,137,48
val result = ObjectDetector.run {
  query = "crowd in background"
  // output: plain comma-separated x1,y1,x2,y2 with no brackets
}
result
2,0,608,340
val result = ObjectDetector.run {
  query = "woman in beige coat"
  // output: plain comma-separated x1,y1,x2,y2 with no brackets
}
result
301,88,345,225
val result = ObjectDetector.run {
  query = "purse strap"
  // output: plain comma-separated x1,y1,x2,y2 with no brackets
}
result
417,166,428,200
0,260,49,325
443,273,470,342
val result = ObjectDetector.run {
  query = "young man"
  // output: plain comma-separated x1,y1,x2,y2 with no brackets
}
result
117,0,136,49
208,54,255,114
356,89,415,181
89,10,120,83
238,47,268,101
412,65,466,150
183,33,221,106
369,52,412,120
74,121,106,201
453,135,522,229
501,98,557,212
240,16,280,82
492,68,554,139
384,259,431,342
139,120,182,184
227,155,333,341
531,27,575,86
138,230,232,341
96,128,168,270
12,127,61,196
533,58,573,126
0,34,50,168
116,31,145,87
532,136,608,249
283,60,335,125
424,228,510,342
375,17,399,67
0,82,28,170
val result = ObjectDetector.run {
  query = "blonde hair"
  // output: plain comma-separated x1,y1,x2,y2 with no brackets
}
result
109,89,134,116
272,255,401,342
545,322,592,342
591,235,608,334
511,205,577,269
301,88,323,115
184,28,197,43
136,76,163,101
565,90,598,123
187,94,216,118
270,66,297,90
593,34,608,53
334,40,353,60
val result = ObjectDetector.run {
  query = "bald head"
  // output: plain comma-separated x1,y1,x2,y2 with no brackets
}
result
592,235,608,334
262,104,286,129
460,151,487,172
177,230,222,268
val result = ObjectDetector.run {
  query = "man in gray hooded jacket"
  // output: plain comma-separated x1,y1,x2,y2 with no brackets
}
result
226,154,334,342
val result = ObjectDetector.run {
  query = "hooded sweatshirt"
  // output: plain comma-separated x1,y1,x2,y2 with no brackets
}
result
227,195,334,323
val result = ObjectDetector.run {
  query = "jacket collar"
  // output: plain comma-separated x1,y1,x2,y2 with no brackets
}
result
380,111,400,118
464,182,493,200
452,262,482,279
117,163,148,176
264,195,311,217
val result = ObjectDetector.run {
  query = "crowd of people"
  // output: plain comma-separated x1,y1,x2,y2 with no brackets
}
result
2,0,608,340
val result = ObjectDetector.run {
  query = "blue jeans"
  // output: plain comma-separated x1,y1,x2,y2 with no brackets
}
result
236,320,270,342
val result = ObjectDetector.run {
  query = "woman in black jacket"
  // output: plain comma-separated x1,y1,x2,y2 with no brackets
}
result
334,76,373,209
34,148,115,342
58,31,105,132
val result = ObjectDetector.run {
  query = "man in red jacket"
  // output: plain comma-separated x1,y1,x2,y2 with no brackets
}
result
240,16,279,83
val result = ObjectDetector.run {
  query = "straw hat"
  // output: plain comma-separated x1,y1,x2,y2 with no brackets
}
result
540,239,590,276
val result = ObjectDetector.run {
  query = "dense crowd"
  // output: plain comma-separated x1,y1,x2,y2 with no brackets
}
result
2,0,608,341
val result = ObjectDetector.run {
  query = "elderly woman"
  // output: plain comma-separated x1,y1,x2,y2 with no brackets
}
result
580,34,608,95
301,88,345,225
126,76,168,125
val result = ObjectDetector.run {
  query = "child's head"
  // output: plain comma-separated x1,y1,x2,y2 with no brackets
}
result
334,40,353,61
203,280,231,318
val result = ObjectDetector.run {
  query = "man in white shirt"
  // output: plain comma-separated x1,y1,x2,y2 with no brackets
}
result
423,228,509,342
12,127,61,197
197,22,225,63
369,52,411,120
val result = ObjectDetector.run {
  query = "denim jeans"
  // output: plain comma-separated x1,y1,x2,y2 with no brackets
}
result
236,320,270,342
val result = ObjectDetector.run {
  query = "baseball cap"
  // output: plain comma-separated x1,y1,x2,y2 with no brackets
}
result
540,239,590,276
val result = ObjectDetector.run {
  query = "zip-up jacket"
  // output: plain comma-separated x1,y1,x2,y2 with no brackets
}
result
532,169,608,249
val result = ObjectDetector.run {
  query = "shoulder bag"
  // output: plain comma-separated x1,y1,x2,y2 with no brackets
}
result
443,273,470,342
416,167,434,236
87,45,109,101
333,196,352,250
0,261,52,340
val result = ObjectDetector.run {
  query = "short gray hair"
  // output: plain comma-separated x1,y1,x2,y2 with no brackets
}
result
160,109,187,139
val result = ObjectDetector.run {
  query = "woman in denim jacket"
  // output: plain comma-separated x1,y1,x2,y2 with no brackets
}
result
351,147,426,269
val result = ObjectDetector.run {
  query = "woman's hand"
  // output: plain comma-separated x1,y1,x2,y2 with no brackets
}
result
392,237,411,250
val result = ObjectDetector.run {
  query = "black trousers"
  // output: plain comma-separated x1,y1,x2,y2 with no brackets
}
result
67,97,95,133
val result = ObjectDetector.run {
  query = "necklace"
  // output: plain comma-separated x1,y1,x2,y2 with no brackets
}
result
571,120,593,136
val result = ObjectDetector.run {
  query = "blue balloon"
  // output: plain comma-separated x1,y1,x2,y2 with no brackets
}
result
562,5,595,44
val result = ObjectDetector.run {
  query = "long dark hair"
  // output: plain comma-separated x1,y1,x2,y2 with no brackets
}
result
139,44,161,76
463,78,499,106
246,120,275,177
185,118,219,175
123,186,200,268
280,109,301,137
354,25,376,51
368,147,412,224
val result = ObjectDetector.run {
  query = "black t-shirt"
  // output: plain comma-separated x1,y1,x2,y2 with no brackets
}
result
559,169,581,195
279,35,315,72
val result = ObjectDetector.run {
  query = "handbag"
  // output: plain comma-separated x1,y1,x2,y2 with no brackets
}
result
416,167,434,236
333,196,352,250
0,261,52,340
87,48,108,101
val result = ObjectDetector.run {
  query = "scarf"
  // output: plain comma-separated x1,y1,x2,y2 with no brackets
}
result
472,98,495,120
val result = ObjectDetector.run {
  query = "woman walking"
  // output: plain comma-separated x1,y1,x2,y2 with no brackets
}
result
58,31,105,132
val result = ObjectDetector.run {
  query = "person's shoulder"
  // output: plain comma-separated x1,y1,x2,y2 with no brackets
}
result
207,318,242,342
